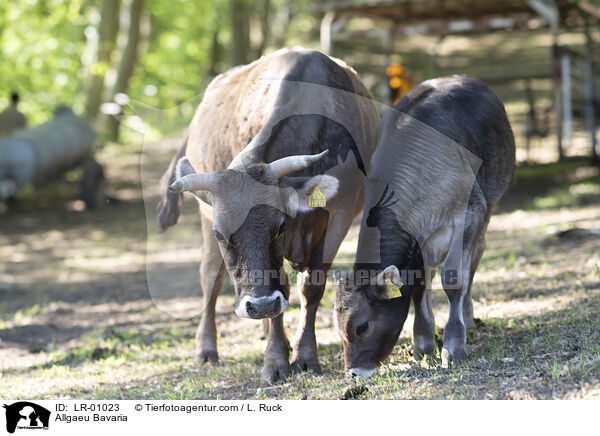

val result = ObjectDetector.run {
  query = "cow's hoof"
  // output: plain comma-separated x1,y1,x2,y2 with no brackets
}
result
195,349,218,365
291,358,322,374
441,347,465,368
413,335,436,360
260,361,291,384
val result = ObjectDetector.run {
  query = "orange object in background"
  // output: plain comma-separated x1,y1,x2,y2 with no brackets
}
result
386,63,404,77
386,63,413,106
389,76,403,89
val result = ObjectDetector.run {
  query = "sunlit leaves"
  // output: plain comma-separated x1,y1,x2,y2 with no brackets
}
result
0,0,321,133
0,0,88,124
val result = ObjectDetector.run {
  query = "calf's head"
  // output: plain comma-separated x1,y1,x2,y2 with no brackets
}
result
169,151,338,319
334,265,411,378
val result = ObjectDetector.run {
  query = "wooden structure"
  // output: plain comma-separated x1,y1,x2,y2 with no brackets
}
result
318,0,600,160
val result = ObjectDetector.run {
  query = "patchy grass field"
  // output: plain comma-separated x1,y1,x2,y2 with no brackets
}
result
1,136,599,400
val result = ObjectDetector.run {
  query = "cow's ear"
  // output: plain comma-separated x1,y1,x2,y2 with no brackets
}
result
175,157,195,180
289,174,339,212
175,158,213,205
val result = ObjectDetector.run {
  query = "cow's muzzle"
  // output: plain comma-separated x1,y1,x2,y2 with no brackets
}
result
235,290,288,319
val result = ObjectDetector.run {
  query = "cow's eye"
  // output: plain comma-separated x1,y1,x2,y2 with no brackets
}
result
212,229,228,245
356,322,369,336
275,220,286,239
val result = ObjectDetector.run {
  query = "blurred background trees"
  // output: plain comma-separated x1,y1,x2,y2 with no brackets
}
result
0,0,597,162
0,0,318,141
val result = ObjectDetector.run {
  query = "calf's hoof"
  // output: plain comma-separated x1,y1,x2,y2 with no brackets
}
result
261,360,292,384
291,358,322,374
441,346,465,368
195,349,218,365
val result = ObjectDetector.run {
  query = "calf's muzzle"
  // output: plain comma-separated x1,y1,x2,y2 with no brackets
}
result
347,367,378,379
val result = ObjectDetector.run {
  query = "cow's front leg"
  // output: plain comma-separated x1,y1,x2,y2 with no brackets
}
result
195,218,226,364
290,205,356,373
291,267,326,373
261,314,291,383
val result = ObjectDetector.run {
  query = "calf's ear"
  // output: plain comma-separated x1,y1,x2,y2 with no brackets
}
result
290,174,339,212
377,265,401,286
334,272,347,288
373,265,404,300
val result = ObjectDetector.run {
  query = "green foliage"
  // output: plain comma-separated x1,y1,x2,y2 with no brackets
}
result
0,0,89,125
0,0,322,138
133,0,225,110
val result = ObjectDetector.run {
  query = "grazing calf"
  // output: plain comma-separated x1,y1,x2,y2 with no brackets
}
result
335,76,515,377
159,47,379,382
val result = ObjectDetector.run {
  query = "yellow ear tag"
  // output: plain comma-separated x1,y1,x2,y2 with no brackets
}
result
386,278,403,299
309,186,326,208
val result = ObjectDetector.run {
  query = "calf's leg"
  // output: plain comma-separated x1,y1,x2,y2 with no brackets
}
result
463,237,485,329
441,205,487,367
441,271,468,368
412,273,436,359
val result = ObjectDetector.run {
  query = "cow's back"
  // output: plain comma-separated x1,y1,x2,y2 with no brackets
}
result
186,47,377,175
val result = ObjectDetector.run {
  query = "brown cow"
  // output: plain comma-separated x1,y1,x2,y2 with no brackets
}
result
159,47,379,382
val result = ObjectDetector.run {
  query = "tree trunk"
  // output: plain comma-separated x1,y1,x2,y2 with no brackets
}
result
85,0,120,121
208,21,222,77
256,0,271,58
108,0,144,141
272,0,291,48
231,0,250,66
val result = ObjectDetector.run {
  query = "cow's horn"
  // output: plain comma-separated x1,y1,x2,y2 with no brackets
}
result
169,172,214,193
268,150,329,179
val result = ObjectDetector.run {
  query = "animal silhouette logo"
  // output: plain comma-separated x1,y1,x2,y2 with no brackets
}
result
361,182,423,289
3,402,50,433
366,183,399,228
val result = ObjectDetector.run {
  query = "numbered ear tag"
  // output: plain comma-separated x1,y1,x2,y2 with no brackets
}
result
309,186,326,208
386,279,403,299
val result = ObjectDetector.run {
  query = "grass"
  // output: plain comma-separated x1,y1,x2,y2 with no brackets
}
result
0,137,599,400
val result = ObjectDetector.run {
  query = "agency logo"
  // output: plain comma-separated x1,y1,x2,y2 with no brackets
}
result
2,402,50,434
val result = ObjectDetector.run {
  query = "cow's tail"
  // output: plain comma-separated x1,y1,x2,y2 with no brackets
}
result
157,133,188,232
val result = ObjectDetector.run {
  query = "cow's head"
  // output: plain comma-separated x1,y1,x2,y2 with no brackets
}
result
334,265,411,378
169,151,338,319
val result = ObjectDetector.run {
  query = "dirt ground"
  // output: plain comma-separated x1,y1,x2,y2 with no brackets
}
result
0,135,599,399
